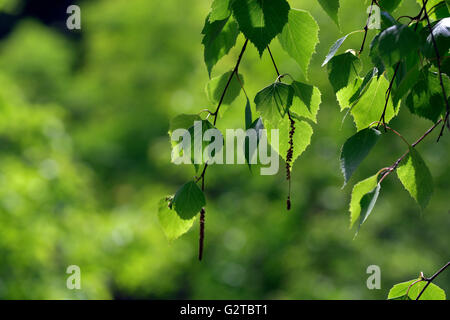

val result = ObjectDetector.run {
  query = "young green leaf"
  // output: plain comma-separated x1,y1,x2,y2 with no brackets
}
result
202,16,239,77
349,173,379,228
355,184,381,236
231,0,290,56
317,0,340,28
322,32,360,67
340,127,381,186
264,117,313,165
173,181,206,220
278,9,319,77
205,70,243,105
397,147,433,210
350,74,398,131
327,52,362,94
388,279,446,300
290,81,322,123
254,82,294,125
210,0,231,22
158,197,196,241
348,67,378,105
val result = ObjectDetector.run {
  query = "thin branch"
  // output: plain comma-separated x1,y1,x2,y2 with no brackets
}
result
267,46,281,77
416,261,450,300
195,38,249,261
213,39,249,125
377,63,400,130
378,119,442,184
198,208,206,261
359,0,375,55
267,45,295,210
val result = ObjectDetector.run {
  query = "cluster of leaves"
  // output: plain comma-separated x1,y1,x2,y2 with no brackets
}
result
322,0,449,234
321,0,449,299
158,0,327,256
159,0,449,299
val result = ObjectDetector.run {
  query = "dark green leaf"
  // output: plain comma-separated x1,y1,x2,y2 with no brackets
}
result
340,127,381,186
327,52,362,93
231,0,290,56
380,11,398,30
391,55,420,107
422,18,450,60
173,181,206,220
371,24,420,67
205,70,243,105
202,16,239,77
378,0,403,12
406,69,449,122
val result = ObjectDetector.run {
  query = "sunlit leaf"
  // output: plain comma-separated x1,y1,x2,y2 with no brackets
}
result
349,173,379,228
158,197,196,241
278,9,319,77
397,147,433,210
388,279,446,300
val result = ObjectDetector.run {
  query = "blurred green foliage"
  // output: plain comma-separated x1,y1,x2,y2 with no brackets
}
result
0,0,448,299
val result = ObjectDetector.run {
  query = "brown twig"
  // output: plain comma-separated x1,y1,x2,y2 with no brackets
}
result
359,0,375,55
378,119,442,184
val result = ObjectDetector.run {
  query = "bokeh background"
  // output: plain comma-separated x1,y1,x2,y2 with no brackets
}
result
0,0,448,299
